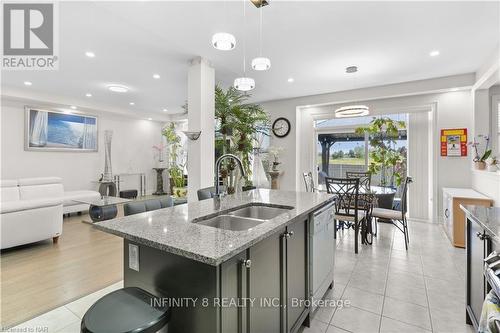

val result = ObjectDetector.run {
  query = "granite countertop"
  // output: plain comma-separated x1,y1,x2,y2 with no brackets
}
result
94,189,334,266
460,205,500,239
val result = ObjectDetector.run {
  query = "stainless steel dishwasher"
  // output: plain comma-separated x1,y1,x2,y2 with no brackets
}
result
309,201,335,312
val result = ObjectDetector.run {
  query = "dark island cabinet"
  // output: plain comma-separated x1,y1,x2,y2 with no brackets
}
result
220,218,309,333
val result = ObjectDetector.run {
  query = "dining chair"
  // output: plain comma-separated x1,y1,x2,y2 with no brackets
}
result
371,176,413,250
325,177,365,254
346,171,372,193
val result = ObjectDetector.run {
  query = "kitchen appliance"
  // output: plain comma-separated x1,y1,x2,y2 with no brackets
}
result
309,201,335,312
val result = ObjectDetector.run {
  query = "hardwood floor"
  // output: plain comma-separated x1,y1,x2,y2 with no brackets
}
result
1,214,123,327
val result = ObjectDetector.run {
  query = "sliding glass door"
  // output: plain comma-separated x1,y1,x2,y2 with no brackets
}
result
315,114,407,188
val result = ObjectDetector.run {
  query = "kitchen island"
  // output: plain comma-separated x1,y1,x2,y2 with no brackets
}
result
94,189,334,333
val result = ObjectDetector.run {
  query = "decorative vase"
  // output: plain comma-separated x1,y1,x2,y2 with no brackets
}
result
475,161,486,170
102,130,113,182
252,149,269,188
173,187,187,198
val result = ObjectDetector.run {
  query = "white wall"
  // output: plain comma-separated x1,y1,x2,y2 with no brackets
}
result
470,46,500,206
262,74,476,221
1,98,164,193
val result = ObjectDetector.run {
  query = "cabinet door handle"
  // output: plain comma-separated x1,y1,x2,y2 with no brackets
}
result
444,209,449,218
241,259,252,268
283,231,294,239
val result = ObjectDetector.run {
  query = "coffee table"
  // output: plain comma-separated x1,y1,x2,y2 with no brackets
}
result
74,196,132,223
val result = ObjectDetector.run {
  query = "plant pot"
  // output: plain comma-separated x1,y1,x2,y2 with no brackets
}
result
169,177,174,194
475,161,486,170
172,186,187,198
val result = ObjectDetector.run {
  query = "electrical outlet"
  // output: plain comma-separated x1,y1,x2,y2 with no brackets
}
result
128,243,139,271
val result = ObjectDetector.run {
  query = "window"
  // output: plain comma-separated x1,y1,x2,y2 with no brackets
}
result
315,113,407,187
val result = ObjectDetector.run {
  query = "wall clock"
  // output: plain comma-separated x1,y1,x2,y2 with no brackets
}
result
272,117,291,138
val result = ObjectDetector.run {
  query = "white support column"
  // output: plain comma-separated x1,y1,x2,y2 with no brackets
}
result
187,57,215,202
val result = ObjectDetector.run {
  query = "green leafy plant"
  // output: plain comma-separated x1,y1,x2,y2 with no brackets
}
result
215,85,269,189
355,117,407,186
162,122,185,189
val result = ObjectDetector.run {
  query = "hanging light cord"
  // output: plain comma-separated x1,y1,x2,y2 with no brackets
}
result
243,0,246,74
259,5,263,56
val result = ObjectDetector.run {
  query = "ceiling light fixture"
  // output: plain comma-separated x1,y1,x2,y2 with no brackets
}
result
107,84,129,93
234,1,255,91
147,118,153,121
251,5,271,71
287,78,294,83
335,105,370,118
85,93,92,97
163,108,168,112
212,32,236,51
129,102,135,105
334,66,370,118
70,106,77,110
153,74,160,79
24,81,32,86
85,51,95,58
250,0,269,8
430,50,440,57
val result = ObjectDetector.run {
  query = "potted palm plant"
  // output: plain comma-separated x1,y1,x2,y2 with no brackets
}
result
215,85,269,193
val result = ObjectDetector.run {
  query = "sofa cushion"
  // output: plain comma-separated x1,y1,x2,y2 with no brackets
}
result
0,197,63,214
19,183,64,200
64,190,100,206
18,177,62,186
1,180,19,202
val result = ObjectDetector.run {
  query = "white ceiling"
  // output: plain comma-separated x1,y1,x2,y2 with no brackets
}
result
2,1,498,119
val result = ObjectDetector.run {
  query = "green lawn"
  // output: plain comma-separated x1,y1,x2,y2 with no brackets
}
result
330,158,365,165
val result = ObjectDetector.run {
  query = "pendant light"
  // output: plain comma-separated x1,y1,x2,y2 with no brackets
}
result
212,1,236,51
234,1,255,91
335,66,370,118
251,5,271,71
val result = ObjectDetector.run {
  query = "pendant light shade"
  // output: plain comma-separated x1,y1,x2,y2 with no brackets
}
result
212,32,236,51
335,105,370,118
234,77,255,91
251,57,271,71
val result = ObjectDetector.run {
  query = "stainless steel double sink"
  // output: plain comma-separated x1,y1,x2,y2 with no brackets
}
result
194,204,293,231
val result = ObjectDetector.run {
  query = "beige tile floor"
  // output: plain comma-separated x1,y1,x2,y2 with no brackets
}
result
303,221,475,333
11,221,474,333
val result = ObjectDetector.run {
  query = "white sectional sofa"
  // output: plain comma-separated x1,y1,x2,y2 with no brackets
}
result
0,177,100,249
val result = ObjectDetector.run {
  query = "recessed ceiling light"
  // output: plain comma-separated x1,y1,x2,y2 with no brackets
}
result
163,108,168,112
346,66,358,73
429,50,440,57
107,84,129,93
129,102,135,105
24,81,32,86
85,93,92,97
85,51,95,58
153,74,160,79
287,78,294,83
147,118,153,121
70,106,77,110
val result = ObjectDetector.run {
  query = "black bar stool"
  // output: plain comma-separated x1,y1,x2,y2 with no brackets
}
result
81,287,171,333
